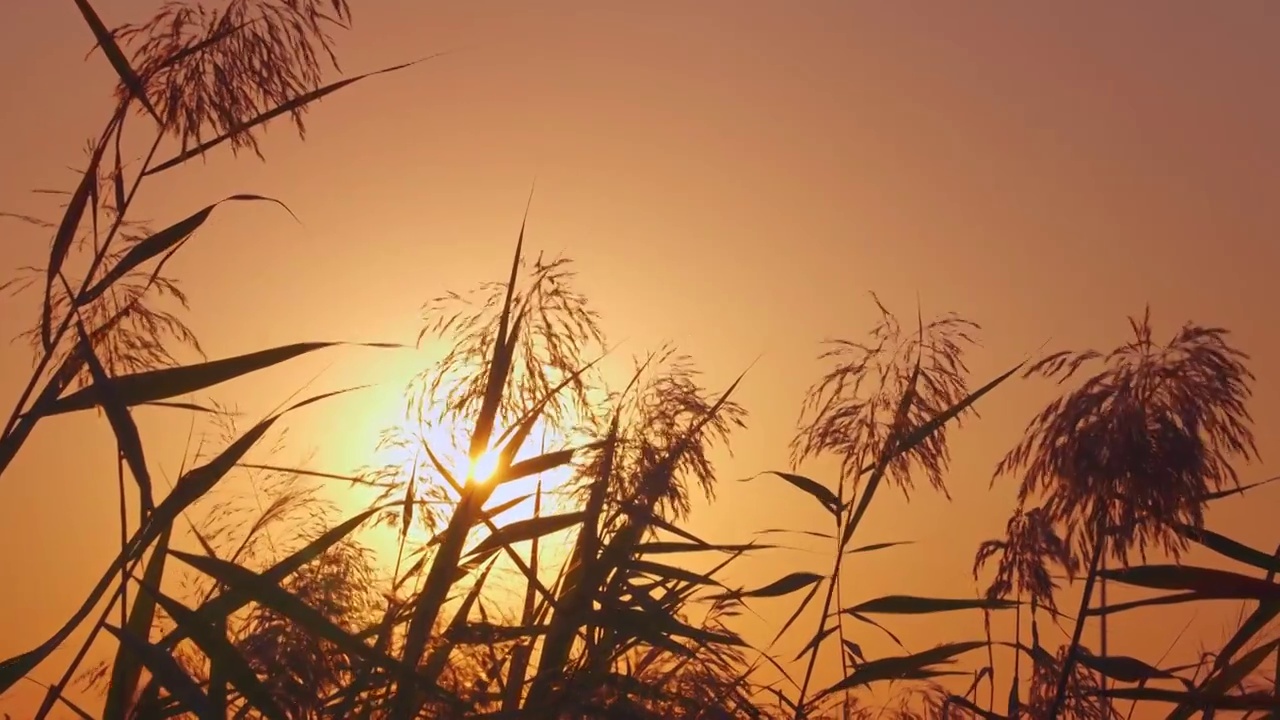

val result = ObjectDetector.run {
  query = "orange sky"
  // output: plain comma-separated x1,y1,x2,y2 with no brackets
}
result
2,2,1279,717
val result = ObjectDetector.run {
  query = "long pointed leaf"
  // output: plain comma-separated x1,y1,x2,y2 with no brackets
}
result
848,595,1017,615
75,320,154,516
74,0,159,121
139,584,289,720
80,195,292,303
40,342,399,415
101,625,215,719
820,641,986,697
1100,564,1280,601
465,512,585,558
718,571,824,600
103,529,171,720
744,472,839,517
146,56,444,175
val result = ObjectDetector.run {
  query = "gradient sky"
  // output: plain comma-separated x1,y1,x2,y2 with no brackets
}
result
2,1,1279,717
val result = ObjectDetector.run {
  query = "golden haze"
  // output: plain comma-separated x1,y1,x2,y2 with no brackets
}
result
1,1,1279,718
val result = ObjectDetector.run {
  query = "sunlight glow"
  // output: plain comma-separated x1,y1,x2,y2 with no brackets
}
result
466,448,501,484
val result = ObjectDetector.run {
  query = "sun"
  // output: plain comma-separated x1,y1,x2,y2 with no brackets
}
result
466,448,501,484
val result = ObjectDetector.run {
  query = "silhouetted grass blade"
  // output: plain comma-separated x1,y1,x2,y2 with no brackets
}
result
1167,639,1280,720
155,505,384,650
627,559,724,588
43,131,109,351
137,583,289,720
146,55,446,175
848,595,1017,615
492,448,579,487
1097,686,1278,712
75,320,155,516
103,528,170,720
465,512,585,558
1075,653,1181,684
819,641,986,696
101,625,216,719
745,472,840,517
719,571,824,600
1100,564,1280,601
40,342,397,415
846,540,914,555
73,0,160,122
79,195,293,304
637,541,764,555
168,550,401,674
1174,523,1280,575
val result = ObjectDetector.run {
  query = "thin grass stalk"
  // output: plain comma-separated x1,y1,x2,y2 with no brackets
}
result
1048,526,1106,719
1100,551,1109,696
795,524,844,718
524,420,618,710
388,232,526,720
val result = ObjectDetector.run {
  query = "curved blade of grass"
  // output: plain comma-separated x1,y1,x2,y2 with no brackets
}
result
103,528,170,720
845,361,1024,550
75,320,154,516
645,512,712,546
627,559,725,588
1174,524,1280,575
80,195,293,303
717,571,824,600
757,528,833,540
39,342,399,415
1076,653,1180,684
453,621,549,644
146,55,447,175
848,595,1017,615
819,641,986,697
138,584,288,720
154,388,362,530
743,472,839,517
847,610,906,649
638,541,766,555
1096,686,1276,711
769,576,823,648
846,540,914,554
152,20,253,71
481,492,535,522
465,511,585,558
1200,474,1280,502
101,625,215,719
1100,564,1280,601
492,447,579,487
1086,591,1204,617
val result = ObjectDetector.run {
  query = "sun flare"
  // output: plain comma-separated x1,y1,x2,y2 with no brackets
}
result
466,448,501,484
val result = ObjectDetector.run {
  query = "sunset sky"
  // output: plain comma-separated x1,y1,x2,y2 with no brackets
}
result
2,1,1279,717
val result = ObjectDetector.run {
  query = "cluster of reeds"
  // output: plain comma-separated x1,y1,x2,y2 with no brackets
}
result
2,3,1278,720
